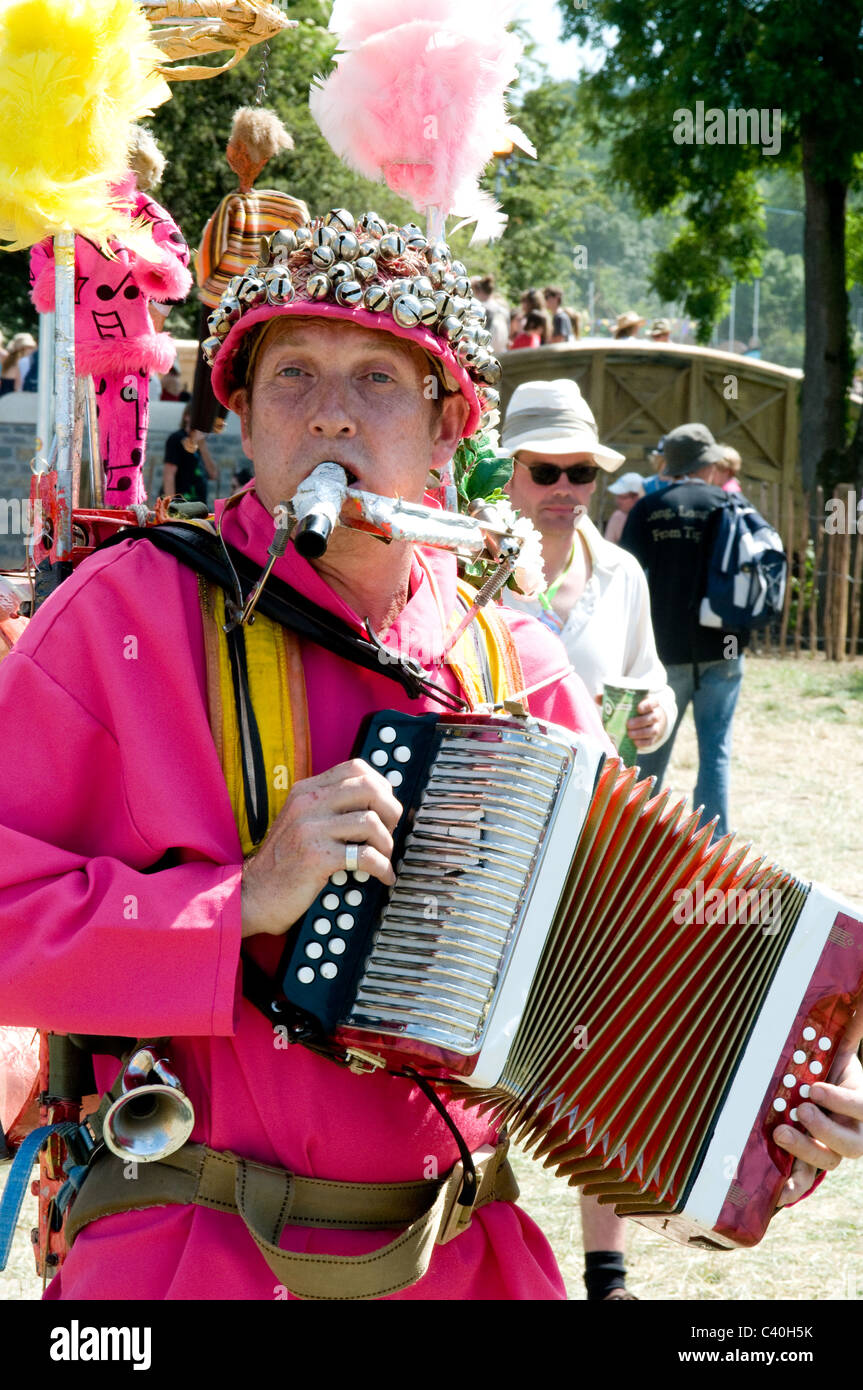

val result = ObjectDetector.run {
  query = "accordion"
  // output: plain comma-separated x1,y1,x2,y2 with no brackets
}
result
276,710,863,1250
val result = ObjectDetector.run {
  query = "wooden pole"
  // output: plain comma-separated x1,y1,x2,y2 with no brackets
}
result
793,491,807,657
779,485,793,652
834,483,853,661
811,485,824,657
850,524,863,659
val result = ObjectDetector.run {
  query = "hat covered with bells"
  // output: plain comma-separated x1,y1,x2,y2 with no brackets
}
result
205,208,502,440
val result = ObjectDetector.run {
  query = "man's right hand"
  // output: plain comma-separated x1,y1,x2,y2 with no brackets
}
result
240,758,403,939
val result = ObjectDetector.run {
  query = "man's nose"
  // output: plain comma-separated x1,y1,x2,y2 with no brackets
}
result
308,379,357,437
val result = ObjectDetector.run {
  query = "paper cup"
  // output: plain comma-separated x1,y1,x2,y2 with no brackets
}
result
601,680,648,767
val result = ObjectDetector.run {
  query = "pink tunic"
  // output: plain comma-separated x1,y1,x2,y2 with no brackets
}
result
0,490,610,1300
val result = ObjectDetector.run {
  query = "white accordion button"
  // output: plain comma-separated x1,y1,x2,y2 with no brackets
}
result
336,913,354,929
330,871,348,886
773,1097,787,1111
354,871,370,883
345,890,363,907
320,961,338,979
329,938,346,955
799,1084,811,1098
379,726,397,743
792,1050,806,1064
371,749,388,767
802,1026,816,1040
305,942,323,959
818,1036,832,1050
386,769,403,787
313,918,331,935
297,966,315,984
809,1060,823,1075
783,1074,796,1088
393,745,411,762
790,1108,799,1121
322,893,339,910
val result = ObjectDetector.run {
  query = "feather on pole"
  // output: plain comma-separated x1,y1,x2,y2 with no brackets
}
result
0,0,172,251
309,0,535,242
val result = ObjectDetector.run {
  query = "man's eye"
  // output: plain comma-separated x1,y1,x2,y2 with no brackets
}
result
368,371,393,383
277,366,303,377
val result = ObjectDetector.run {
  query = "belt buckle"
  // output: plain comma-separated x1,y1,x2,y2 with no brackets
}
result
436,1143,497,1246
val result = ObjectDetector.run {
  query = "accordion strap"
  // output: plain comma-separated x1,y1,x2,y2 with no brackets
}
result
64,1137,518,1301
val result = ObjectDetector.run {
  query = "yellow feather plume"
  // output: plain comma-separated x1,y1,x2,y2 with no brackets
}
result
0,0,172,250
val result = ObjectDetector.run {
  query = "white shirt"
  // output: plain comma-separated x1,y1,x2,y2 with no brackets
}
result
503,514,676,752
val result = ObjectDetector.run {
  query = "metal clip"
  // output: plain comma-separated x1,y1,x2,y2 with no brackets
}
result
345,1048,387,1075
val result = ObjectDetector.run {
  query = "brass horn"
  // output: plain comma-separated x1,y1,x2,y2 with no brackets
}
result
103,1045,195,1163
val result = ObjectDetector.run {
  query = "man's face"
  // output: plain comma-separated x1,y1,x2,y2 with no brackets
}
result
506,449,598,536
231,318,468,517
615,491,642,514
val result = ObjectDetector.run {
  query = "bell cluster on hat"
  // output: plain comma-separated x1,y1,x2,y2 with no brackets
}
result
201,207,502,426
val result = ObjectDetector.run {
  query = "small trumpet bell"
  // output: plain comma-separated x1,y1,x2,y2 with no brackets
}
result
103,1047,195,1164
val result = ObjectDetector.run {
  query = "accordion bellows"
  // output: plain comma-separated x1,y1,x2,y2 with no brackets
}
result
278,712,863,1250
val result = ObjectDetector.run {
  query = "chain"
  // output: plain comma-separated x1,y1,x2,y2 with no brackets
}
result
253,40,270,105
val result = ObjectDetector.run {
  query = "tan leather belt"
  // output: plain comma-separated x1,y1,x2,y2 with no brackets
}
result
65,1137,519,1300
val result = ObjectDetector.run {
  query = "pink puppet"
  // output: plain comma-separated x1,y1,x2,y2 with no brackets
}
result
30,151,191,507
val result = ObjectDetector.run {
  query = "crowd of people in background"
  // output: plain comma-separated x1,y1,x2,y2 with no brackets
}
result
470,276,682,352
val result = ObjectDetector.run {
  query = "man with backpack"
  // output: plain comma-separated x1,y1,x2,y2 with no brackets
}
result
620,422,784,838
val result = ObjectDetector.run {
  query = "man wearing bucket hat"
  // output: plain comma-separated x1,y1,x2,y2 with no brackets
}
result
620,422,745,838
501,379,677,1301
0,211,622,1302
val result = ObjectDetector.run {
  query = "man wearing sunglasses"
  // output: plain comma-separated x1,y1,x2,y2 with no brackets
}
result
501,377,676,1302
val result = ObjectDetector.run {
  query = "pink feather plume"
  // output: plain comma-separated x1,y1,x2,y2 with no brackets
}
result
310,0,535,240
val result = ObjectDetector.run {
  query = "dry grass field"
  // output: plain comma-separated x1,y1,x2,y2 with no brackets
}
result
1,653,862,1301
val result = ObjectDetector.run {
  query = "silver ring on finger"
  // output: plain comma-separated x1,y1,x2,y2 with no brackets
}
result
345,842,360,874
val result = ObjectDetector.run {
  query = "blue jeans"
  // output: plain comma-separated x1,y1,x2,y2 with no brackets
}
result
636,656,745,838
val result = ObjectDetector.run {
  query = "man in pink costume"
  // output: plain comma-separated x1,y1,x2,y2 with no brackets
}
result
29,128,192,507
1,212,861,1301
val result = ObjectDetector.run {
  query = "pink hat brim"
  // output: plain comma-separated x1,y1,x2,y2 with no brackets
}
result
210,299,482,437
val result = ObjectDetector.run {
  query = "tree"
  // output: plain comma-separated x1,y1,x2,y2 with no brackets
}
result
559,0,863,493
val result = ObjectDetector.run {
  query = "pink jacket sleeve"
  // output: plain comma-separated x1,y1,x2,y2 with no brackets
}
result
0,542,242,1038
129,192,192,302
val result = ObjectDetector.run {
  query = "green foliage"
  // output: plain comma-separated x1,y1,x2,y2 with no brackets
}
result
453,434,512,508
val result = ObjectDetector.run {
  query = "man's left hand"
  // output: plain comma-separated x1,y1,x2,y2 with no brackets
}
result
627,696,667,749
774,1025,863,1207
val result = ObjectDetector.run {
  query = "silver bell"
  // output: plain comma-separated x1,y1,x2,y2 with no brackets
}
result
294,225,313,250
392,293,423,328
334,231,360,261
425,239,451,265
361,212,387,237
363,284,389,312
335,279,364,306
412,275,434,299
264,268,294,303
311,244,336,270
201,335,222,364
269,229,297,264
440,315,464,342
353,256,377,282
237,275,267,308
357,239,379,260
324,208,355,232
433,291,457,319
417,297,438,324
329,260,354,286
452,275,471,298
482,387,501,410
450,259,467,277
313,224,338,249
386,277,413,300
378,232,406,261
306,271,332,300
225,276,244,298
220,294,242,324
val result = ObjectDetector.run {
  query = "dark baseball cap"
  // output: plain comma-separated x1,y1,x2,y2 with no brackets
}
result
663,423,726,477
